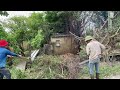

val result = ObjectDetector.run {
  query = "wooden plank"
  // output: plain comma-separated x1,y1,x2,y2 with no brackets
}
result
69,31,81,40
79,60,89,66
31,49,39,61
31,50,37,58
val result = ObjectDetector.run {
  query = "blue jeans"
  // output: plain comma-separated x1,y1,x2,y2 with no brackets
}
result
0,68,11,79
88,58,100,75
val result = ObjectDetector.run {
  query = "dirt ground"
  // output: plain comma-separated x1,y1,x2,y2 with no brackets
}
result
104,75,120,79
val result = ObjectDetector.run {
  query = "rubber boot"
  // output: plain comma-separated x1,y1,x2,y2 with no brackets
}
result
90,74,94,79
96,73,99,79
0,73,3,79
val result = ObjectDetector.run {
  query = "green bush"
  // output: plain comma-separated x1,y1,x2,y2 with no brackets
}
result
31,30,44,49
10,67,27,79
79,46,87,61
8,55,120,79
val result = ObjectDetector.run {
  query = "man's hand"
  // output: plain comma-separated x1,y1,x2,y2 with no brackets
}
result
7,55,13,58
98,54,102,58
18,55,22,58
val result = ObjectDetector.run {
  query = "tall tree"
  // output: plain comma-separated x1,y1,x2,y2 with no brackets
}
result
27,12,44,39
3,16,28,56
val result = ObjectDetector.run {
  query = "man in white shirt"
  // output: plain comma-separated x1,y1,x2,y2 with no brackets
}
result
85,36,105,79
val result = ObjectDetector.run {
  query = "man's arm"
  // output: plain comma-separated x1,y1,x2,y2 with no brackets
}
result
6,49,21,57
99,43,105,50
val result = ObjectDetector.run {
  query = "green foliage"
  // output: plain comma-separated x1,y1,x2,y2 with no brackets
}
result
6,55,77,79
31,30,44,49
100,62,120,79
79,46,87,60
2,16,29,54
1,12,47,53
0,25,7,39
79,62,120,79
44,11,71,33
0,11,8,16
10,67,27,79
85,29,94,36
4,16,28,43
7,55,120,79
45,11,59,23
26,12,47,48
24,55,68,79
113,15,120,29
3,11,120,79
27,12,45,38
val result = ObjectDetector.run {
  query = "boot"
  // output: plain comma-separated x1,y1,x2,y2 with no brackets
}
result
0,73,3,79
96,73,99,79
90,74,94,79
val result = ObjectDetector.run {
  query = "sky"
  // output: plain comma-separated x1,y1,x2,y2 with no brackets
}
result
0,11,43,32
0,11,42,21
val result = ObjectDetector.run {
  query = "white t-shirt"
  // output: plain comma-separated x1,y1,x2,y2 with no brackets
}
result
86,40,105,61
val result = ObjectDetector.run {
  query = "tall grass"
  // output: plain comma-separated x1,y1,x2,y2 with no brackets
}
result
8,55,120,79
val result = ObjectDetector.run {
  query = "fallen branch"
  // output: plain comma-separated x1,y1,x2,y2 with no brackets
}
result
49,66,52,73
104,27,120,46
98,14,106,23
110,26,120,38
93,29,100,37
69,31,84,40
105,37,110,46
78,60,89,66
112,11,120,19
102,46,111,63
100,19,108,30
100,33,109,43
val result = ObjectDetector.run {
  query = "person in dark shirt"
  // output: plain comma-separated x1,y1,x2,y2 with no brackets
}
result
0,40,22,79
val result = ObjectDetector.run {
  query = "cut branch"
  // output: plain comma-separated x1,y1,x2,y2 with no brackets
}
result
100,33,109,43
69,31,84,40
110,26,120,38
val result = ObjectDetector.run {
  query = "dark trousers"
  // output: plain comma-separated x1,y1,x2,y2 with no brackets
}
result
0,73,3,79
0,68,11,79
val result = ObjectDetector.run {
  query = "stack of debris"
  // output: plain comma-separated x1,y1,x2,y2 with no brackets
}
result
60,53,81,79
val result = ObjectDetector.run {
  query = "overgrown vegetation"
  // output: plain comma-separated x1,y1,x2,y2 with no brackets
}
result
7,55,120,79
0,11,109,55
79,62,120,79
9,55,68,79
1,11,120,79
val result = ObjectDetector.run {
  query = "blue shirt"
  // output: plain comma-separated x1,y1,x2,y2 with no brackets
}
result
0,47,18,68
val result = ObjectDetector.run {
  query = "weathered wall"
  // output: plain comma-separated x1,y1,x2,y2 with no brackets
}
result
51,35,78,55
